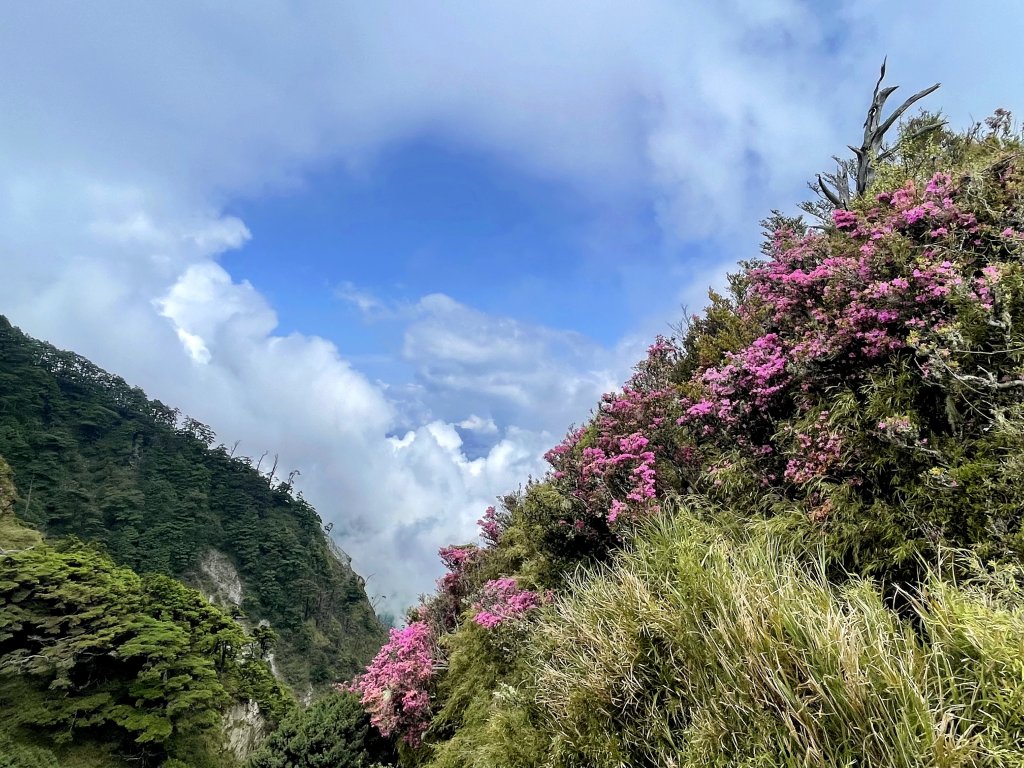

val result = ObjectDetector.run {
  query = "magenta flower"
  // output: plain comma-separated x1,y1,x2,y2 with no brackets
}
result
471,578,548,629
349,621,438,746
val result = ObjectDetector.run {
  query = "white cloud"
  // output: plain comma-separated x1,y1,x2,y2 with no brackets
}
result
335,281,397,320
400,293,625,432
1,1,1022,617
0,3,848,244
457,415,498,435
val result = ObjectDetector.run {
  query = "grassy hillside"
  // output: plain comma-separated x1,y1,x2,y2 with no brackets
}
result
348,102,1024,766
0,319,386,691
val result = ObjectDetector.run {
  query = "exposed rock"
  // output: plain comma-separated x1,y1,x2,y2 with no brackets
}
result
326,535,353,572
221,699,268,762
198,548,244,608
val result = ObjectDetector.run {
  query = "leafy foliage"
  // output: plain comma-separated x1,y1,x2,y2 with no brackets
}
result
0,735,60,768
247,690,395,768
0,318,385,689
0,485,292,766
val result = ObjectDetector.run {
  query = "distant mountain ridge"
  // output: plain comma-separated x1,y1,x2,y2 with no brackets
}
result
0,315,386,692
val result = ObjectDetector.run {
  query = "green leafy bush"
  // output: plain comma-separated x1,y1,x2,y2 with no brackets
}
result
0,525,292,766
247,691,395,768
0,735,58,768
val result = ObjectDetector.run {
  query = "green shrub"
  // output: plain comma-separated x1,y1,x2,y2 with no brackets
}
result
0,735,58,768
247,691,394,768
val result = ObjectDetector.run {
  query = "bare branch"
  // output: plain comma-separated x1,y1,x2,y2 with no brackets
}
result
268,453,279,486
817,175,847,208
844,59,942,197
954,373,1024,391
876,83,942,140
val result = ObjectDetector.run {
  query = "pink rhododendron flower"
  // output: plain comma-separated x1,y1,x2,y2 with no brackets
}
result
472,578,548,628
544,338,680,531
349,621,437,746
477,505,503,546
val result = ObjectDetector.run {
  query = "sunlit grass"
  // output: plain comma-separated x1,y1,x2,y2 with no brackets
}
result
527,502,1024,767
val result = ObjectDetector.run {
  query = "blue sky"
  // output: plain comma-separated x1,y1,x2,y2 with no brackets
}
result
1,1,1021,614
224,136,655,356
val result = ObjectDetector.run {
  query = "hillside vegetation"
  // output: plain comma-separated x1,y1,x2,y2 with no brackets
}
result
349,96,1024,766
0,456,291,767
0,319,385,691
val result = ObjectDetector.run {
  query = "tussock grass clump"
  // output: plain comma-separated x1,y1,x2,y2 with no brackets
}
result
530,505,1024,767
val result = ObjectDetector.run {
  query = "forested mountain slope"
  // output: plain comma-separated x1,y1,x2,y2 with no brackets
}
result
0,317,385,692
1,457,291,767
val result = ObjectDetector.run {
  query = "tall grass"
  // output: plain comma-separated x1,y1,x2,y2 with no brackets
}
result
523,504,1024,767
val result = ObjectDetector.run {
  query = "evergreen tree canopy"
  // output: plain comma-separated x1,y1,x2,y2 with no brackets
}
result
0,470,291,766
247,690,395,768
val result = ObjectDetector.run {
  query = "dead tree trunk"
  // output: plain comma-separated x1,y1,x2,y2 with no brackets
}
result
818,59,941,208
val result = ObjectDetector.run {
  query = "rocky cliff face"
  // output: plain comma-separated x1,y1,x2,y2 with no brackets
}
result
222,699,269,763
197,548,245,609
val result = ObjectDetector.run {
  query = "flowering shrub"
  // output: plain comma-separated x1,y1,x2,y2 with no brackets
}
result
545,338,684,533
527,166,1023,558
349,122,1024,763
348,621,438,746
477,506,504,547
471,578,548,629
744,175,982,371
678,333,790,461
676,170,1019,495
415,544,481,633
782,413,844,485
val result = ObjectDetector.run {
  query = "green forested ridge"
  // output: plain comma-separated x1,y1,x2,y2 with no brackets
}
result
0,317,385,690
0,458,289,767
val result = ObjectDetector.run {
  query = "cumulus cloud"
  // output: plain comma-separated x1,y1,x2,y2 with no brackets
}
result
400,293,625,431
457,415,498,435
1,1,1021,615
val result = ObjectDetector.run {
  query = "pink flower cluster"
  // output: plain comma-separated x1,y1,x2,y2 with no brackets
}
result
741,176,983,372
877,416,916,436
545,339,683,529
438,544,478,573
471,578,548,629
671,171,1013,495
577,432,659,522
421,544,481,631
974,265,1001,310
349,621,437,746
690,332,791,426
477,505,503,547
677,341,785,463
